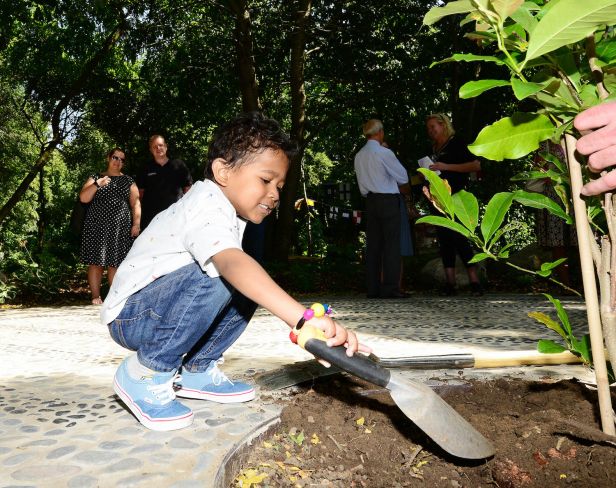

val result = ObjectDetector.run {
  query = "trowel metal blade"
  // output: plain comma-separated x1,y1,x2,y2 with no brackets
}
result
387,371,495,459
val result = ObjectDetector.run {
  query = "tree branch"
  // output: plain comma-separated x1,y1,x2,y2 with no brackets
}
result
0,18,128,226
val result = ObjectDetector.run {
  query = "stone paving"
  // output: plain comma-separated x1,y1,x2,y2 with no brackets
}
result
0,293,594,487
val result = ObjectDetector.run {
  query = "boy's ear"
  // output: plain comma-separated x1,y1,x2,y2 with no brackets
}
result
211,158,230,186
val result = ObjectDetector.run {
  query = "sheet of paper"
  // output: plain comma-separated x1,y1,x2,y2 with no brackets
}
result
418,156,440,175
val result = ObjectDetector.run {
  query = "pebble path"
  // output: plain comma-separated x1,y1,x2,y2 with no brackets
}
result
0,293,592,487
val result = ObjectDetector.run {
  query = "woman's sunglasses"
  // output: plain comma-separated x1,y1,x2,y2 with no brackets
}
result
111,155,125,162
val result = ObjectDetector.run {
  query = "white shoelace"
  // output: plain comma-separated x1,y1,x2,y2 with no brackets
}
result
209,358,234,386
147,373,181,404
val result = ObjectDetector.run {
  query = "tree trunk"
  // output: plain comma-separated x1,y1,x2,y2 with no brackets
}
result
0,19,126,227
229,0,261,112
272,0,312,261
37,167,45,252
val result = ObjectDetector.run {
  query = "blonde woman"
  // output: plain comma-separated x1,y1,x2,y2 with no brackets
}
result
425,113,483,296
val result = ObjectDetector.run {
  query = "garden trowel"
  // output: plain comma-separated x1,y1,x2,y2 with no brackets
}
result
291,325,495,460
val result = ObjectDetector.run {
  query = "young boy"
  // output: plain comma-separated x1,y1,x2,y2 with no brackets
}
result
101,112,364,431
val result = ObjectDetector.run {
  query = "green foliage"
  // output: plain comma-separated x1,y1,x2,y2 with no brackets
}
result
419,0,616,280
423,1,616,377
1,242,78,303
0,1,531,301
529,294,592,365
468,112,554,161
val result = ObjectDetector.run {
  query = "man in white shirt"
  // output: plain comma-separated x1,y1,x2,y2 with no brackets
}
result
354,119,409,298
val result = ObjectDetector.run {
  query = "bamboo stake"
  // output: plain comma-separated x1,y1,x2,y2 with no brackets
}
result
565,133,615,435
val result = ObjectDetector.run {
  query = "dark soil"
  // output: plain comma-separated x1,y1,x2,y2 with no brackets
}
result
231,375,616,487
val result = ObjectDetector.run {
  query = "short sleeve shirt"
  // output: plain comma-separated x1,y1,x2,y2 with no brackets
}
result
136,158,193,226
100,180,246,324
354,140,409,196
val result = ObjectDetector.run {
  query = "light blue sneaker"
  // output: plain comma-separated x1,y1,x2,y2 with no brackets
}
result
175,358,256,404
113,358,194,431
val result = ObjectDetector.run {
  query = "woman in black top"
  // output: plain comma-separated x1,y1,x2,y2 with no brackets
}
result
79,148,141,304
425,113,483,296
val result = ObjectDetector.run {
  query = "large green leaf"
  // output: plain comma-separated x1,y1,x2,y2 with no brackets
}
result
544,293,572,336
510,78,551,100
571,335,592,363
459,79,510,99
469,252,490,263
512,189,572,223
578,83,600,109
468,113,553,161
423,0,474,26
415,215,472,238
418,168,454,218
510,169,562,184
525,0,616,62
529,312,566,340
510,3,539,33
596,37,616,62
603,72,616,96
491,0,524,20
536,258,567,277
453,190,479,231
481,192,514,242
537,339,567,354
431,53,508,68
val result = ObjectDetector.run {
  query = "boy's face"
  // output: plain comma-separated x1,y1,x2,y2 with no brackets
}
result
215,148,289,224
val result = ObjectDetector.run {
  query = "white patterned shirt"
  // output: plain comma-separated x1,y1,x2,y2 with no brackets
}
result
100,179,246,324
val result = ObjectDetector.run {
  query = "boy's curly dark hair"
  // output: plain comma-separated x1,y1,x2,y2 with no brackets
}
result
204,112,298,180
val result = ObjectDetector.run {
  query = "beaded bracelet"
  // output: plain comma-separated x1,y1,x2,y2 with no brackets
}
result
295,302,332,330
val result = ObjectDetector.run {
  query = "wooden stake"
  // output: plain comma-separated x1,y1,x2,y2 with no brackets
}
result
565,133,615,435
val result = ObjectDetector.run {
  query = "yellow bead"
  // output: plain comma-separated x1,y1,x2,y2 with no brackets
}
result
311,303,326,317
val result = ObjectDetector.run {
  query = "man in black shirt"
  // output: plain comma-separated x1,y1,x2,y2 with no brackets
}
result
136,135,193,229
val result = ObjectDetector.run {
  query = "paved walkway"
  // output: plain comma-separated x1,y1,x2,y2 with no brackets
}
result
0,293,593,487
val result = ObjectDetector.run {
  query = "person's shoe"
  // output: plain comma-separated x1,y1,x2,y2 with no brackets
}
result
380,291,410,299
470,282,484,297
113,358,193,431
440,283,457,296
175,358,256,404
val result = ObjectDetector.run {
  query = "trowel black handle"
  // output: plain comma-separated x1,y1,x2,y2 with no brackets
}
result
302,336,391,388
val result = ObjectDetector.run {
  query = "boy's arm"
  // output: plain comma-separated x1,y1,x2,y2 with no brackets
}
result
211,248,362,355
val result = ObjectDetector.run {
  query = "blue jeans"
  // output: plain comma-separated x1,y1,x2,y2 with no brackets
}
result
107,262,256,373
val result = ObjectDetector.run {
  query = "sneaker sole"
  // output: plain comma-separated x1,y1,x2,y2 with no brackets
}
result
113,378,194,431
175,387,256,404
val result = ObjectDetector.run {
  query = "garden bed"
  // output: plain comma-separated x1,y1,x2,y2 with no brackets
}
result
231,375,615,487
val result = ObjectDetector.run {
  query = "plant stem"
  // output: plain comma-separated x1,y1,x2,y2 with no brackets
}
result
504,261,581,296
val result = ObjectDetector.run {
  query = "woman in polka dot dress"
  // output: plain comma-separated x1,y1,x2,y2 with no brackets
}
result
79,148,141,304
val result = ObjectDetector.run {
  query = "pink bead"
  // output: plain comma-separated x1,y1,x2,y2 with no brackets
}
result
303,309,314,320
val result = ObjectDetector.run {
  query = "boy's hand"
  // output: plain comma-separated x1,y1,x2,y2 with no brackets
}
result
309,315,371,360
574,101,616,195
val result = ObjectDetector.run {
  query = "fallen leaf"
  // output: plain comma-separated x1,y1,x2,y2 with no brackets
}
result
311,433,320,445
356,417,365,426
289,430,305,446
364,428,372,434
533,451,549,466
235,468,268,487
